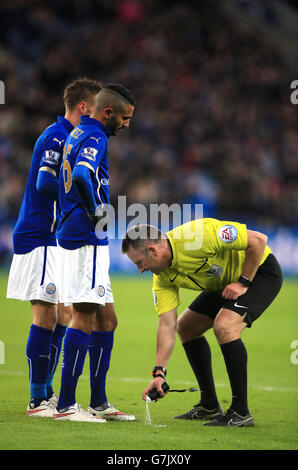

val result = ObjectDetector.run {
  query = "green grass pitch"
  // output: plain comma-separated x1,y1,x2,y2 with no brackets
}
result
0,272,297,451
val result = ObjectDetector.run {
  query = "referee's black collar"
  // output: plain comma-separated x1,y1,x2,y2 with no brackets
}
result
166,235,175,267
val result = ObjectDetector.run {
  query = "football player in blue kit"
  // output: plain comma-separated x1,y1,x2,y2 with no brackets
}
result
53,84,136,422
7,77,102,416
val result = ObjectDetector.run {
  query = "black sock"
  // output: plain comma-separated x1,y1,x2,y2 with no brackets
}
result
183,336,219,409
220,338,249,416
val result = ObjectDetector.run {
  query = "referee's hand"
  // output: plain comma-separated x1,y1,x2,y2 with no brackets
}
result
142,376,167,401
222,282,248,300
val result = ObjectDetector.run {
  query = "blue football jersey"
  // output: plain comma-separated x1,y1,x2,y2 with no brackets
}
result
57,116,111,249
13,116,74,254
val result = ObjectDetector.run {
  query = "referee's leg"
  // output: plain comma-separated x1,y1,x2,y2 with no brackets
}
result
213,308,249,416
177,309,220,411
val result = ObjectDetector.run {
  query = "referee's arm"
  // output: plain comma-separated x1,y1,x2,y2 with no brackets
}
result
222,229,268,300
142,308,177,401
241,229,268,281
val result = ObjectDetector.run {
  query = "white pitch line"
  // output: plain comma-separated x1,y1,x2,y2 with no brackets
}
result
0,369,297,393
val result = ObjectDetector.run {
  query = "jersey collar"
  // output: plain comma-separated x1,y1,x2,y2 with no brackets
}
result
80,116,113,137
166,234,177,268
57,115,74,133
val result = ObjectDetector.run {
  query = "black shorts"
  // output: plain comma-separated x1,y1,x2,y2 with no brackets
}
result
188,254,283,328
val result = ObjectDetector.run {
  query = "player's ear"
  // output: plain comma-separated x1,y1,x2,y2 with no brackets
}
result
103,107,113,119
78,101,87,114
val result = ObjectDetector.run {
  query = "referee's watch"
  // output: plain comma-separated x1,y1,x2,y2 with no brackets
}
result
152,366,167,378
238,275,252,287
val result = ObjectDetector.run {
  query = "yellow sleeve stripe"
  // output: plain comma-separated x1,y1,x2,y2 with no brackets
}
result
76,161,95,173
39,166,57,177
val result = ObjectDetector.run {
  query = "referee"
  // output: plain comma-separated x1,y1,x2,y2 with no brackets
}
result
121,218,283,427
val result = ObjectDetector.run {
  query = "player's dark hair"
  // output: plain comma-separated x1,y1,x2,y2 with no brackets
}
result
63,77,102,111
105,83,136,107
121,224,164,253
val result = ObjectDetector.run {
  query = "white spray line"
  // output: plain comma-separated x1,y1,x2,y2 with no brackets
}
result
0,369,297,393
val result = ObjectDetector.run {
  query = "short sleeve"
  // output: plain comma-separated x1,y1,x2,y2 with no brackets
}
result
75,134,107,173
152,273,181,315
212,220,248,252
39,131,65,176
188,219,248,258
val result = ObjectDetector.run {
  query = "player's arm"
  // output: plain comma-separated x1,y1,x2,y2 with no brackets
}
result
36,168,59,200
72,164,97,216
72,136,106,223
36,134,64,200
142,308,177,401
222,229,268,300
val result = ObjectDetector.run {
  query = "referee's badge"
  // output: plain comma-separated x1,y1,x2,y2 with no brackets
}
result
46,283,56,294
218,225,238,243
206,264,223,278
98,285,105,297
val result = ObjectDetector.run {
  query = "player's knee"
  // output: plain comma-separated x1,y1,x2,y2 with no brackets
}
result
31,300,58,330
57,304,72,326
94,315,118,332
94,303,118,332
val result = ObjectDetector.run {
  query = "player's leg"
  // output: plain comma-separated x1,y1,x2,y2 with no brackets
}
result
6,247,62,416
87,302,135,421
54,303,107,422
27,300,57,412
175,292,224,420
54,244,110,422
46,303,72,400
56,303,95,411
89,302,117,410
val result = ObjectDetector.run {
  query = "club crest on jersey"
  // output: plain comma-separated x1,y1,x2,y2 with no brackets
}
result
218,225,238,243
82,147,98,161
46,283,56,294
43,149,61,165
98,285,105,297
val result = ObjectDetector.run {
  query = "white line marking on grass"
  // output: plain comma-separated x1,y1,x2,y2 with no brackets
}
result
0,370,297,393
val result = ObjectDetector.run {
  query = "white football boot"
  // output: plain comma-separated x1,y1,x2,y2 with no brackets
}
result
48,393,58,410
87,403,136,421
53,403,107,422
27,400,54,418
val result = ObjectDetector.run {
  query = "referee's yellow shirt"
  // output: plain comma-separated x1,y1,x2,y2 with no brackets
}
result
152,218,272,315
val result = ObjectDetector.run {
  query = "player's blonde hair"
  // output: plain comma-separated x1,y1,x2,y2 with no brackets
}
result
63,77,102,111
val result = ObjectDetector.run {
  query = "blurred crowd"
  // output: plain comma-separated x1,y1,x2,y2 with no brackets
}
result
0,0,297,262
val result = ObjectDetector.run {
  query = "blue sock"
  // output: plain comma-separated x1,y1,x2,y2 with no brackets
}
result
46,323,67,399
89,330,114,409
57,328,89,411
26,324,53,405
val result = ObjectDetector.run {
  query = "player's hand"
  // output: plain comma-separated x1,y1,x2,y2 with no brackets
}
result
86,209,109,231
142,376,167,401
222,282,248,300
